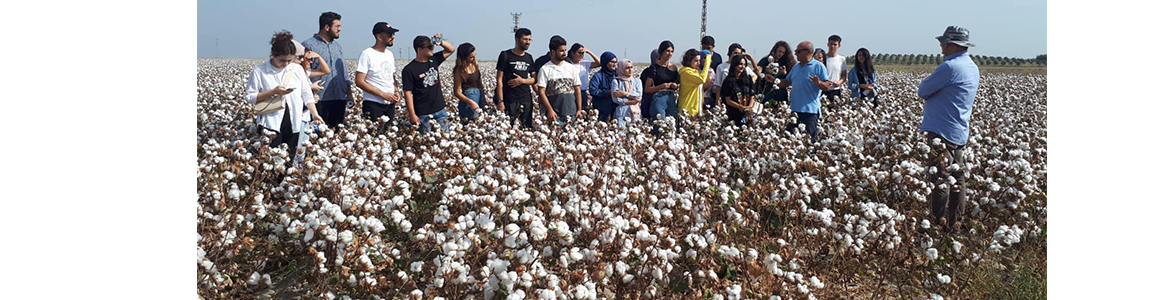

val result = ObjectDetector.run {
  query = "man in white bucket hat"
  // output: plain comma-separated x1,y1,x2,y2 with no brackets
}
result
918,26,980,232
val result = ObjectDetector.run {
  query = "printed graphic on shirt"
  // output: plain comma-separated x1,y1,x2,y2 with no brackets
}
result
545,78,576,99
511,61,530,73
422,67,439,88
380,61,393,74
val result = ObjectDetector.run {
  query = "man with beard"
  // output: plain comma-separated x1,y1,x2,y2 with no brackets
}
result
302,11,354,129
535,35,583,123
354,22,401,132
495,28,536,128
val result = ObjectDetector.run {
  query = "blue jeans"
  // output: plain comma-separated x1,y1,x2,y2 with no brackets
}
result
785,112,820,142
650,91,678,120
418,109,450,133
457,88,484,123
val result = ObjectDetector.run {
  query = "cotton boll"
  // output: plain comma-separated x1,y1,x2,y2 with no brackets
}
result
937,273,952,284
926,248,939,260
247,271,261,285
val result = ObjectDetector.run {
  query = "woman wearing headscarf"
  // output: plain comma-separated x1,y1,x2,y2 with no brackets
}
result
588,51,618,122
611,59,642,128
639,49,659,119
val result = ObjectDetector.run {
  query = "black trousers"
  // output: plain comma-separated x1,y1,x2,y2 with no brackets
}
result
317,100,348,128
361,100,396,132
259,107,300,151
505,100,534,129
926,132,967,224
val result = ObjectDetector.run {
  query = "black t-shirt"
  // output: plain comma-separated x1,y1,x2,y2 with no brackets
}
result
721,74,752,121
648,63,680,88
758,56,791,78
639,66,655,102
530,53,551,74
496,49,535,103
757,56,791,95
402,53,449,116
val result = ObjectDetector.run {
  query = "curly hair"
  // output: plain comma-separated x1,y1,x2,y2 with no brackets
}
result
270,30,296,57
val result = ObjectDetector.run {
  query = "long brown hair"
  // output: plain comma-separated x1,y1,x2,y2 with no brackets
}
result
454,42,477,73
770,40,795,72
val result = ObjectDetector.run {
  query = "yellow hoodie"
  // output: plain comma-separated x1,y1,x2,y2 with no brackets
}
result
677,53,713,117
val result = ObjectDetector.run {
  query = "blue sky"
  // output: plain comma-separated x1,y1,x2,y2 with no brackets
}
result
198,0,1046,62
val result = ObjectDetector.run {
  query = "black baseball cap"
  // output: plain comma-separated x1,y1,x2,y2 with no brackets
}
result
372,22,399,35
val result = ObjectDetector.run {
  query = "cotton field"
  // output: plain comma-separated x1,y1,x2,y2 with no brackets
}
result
197,58,1046,299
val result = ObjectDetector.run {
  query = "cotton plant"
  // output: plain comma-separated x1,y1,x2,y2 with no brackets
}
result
197,59,1046,299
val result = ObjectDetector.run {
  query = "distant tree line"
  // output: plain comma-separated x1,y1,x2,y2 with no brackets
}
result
847,53,1048,67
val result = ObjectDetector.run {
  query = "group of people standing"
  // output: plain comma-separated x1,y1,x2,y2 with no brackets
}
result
243,11,887,143
241,12,980,232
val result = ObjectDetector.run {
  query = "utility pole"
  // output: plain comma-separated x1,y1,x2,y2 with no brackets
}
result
216,38,220,58
700,0,707,39
511,12,522,33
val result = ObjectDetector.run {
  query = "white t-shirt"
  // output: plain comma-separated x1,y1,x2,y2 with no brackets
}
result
355,47,398,104
575,61,593,91
824,54,848,91
537,61,582,98
712,62,757,88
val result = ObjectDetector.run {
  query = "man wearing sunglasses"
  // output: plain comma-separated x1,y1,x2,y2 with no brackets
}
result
775,41,832,144
402,34,455,133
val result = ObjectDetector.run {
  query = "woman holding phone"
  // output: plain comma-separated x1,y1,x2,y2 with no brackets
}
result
244,30,315,151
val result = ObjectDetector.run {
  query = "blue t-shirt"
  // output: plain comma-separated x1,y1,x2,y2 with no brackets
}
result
785,60,829,114
918,51,980,145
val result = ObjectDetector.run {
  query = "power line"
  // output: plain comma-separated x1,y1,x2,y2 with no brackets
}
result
700,0,707,39
511,12,522,33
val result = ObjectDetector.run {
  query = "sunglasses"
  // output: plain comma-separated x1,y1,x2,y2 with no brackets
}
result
795,48,810,54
